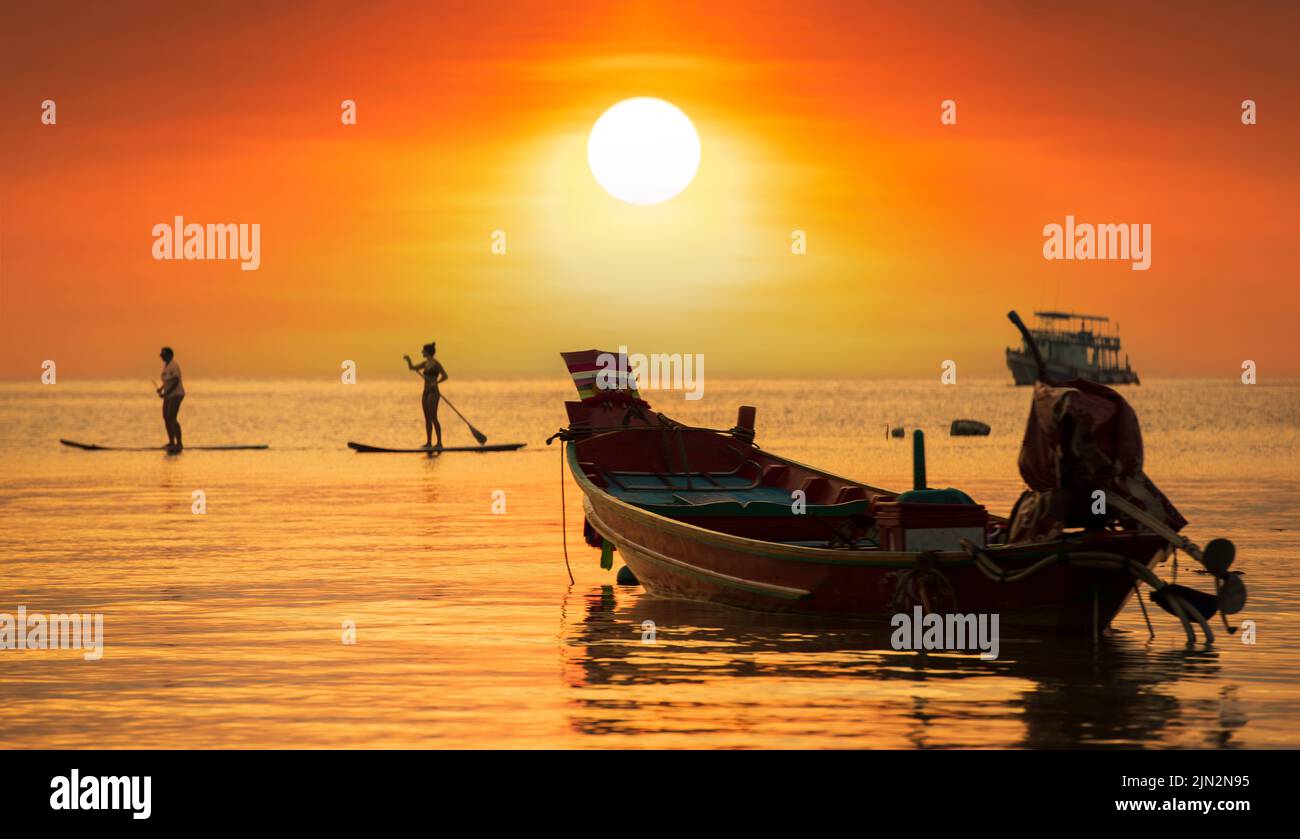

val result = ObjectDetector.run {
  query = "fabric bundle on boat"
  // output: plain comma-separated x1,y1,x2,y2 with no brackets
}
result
560,349,645,405
1011,379,1185,542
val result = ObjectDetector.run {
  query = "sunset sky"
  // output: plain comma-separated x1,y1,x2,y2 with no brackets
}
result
1,1,1297,380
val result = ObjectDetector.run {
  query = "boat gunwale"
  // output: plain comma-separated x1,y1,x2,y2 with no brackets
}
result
568,426,1007,521
567,440,1141,569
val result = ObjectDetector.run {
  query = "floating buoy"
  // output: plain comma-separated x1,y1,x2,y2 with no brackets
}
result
950,419,991,436
616,565,639,586
889,426,904,439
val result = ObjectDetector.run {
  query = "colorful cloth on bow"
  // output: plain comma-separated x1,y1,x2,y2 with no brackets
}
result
560,349,643,404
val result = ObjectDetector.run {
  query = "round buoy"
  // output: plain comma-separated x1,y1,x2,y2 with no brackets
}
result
616,565,639,586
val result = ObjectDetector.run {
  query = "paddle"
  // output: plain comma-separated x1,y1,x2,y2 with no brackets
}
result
440,394,488,445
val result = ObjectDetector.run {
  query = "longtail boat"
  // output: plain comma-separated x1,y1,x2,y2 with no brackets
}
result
548,317,1246,640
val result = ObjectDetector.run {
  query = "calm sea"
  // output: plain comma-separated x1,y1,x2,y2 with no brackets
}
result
1,378,1297,748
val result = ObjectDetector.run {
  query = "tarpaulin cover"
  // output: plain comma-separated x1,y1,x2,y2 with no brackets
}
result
1011,380,1185,542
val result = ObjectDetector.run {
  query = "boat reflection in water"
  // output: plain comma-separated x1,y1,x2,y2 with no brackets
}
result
559,587,1247,749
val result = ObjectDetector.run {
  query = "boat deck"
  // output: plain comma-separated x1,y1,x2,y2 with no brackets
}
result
602,469,870,518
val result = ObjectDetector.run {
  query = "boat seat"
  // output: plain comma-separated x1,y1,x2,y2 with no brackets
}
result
578,462,604,487
835,486,868,503
799,477,832,504
760,464,790,487
606,464,765,494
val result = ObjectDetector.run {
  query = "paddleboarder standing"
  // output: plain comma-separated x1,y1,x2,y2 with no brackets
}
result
156,346,185,451
404,342,448,450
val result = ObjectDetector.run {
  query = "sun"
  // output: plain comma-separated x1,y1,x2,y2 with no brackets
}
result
587,98,701,205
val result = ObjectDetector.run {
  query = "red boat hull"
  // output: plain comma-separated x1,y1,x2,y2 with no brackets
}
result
574,446,1167,632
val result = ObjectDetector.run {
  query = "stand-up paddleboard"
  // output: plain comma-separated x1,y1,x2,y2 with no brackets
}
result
347,442,525,453
60,439,268,451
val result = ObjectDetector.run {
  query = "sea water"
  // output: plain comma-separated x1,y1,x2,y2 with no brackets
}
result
0,378,1296,748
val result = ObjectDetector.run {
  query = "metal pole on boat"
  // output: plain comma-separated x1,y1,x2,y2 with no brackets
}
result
733,405,756,444
912,430,926,491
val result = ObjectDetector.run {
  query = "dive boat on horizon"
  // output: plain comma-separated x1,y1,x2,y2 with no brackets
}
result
1006,310,1140,386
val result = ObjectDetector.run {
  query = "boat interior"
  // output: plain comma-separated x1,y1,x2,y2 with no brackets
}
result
566,403,993,548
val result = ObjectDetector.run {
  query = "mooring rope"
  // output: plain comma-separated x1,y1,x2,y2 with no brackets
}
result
547,420,745,444
884,550,957,614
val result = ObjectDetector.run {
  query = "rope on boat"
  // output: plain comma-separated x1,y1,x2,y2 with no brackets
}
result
671,421,694,490
547,420,748,444
958,540,1213,644
656,422,672,477
884,551,957,614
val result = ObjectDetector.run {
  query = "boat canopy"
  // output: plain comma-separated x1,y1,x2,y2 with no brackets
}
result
1035,311,1110,322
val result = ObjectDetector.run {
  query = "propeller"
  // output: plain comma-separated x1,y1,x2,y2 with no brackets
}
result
1216,572,1247,615
1202,538,1236,577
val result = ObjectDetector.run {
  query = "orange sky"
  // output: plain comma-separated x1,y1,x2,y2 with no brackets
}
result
1,1,1297,381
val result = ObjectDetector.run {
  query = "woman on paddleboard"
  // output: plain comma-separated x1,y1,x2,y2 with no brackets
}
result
404,342,448,450
156,346,185,451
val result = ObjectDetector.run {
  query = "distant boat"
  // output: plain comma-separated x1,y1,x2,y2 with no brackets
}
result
1005,311,1139,386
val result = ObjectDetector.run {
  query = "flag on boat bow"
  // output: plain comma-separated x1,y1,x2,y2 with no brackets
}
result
560,349,645,405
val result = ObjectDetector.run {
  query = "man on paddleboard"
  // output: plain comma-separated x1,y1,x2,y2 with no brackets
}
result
403,342,448,450
156,346,185,451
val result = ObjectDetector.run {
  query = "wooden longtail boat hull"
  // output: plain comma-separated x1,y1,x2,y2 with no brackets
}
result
569,442,1166,632
556,343,1234,640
